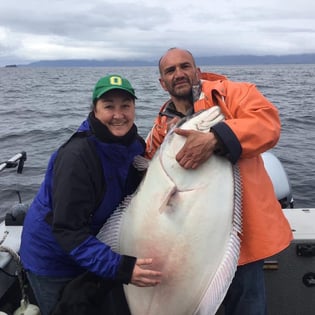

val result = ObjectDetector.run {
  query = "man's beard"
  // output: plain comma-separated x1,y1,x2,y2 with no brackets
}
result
169,84,193,101
171,91,193,102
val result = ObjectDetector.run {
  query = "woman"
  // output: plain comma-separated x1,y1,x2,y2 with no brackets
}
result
20,74,161,315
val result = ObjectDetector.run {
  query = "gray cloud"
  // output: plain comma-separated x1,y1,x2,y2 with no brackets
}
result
0,0,314,66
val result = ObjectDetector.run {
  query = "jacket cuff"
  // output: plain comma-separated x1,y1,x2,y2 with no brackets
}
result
116,255,137,284
211,122,242,164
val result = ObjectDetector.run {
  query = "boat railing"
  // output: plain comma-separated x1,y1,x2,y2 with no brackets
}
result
0,152,27,174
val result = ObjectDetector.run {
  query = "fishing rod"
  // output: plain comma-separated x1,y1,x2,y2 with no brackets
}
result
0,152,27,173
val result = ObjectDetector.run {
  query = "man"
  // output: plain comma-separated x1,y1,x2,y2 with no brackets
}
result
145,48,292,315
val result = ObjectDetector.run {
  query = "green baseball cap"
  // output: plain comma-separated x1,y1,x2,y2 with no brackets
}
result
92,74,137,101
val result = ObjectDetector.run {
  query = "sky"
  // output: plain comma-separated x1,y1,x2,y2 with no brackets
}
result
0,0,315,66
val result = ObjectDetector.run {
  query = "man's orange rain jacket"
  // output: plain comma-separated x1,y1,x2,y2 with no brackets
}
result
145,72,292,265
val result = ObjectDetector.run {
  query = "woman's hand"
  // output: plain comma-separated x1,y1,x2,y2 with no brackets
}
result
130,258,162,287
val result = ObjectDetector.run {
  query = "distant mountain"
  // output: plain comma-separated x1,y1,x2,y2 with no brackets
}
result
195,54,315,65
22,59,154,67
20,53,315,67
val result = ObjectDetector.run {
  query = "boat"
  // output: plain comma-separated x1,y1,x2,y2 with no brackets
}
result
0,152,40,315
0,150,313,315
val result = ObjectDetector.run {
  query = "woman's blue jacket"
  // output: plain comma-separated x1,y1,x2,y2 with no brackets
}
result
20,114,145,283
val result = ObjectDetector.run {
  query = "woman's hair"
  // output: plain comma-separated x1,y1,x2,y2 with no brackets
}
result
90,100,97,111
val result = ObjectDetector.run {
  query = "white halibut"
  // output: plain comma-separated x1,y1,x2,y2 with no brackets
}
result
98,106,242,315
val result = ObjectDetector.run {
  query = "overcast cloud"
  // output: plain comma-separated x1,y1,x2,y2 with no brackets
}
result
0,0,314,66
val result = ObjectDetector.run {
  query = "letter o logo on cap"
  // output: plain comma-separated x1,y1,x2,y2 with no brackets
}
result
109,76,122,86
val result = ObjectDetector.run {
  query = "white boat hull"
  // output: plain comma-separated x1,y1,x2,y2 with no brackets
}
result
0,223,23,298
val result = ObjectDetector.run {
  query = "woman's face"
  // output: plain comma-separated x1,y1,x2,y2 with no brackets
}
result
94,89,135,137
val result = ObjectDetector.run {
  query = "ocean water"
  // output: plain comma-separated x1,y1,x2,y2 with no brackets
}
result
0,64,314,219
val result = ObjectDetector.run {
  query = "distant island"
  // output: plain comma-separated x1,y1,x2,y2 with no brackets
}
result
9,53,315,67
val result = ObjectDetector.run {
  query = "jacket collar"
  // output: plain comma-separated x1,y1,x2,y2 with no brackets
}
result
87,111,139,146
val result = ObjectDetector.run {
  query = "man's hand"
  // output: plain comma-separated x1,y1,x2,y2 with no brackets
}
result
174,129,217,169
166,116,181,132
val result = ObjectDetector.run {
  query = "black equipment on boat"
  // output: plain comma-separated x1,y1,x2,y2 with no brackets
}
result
0,152,27,174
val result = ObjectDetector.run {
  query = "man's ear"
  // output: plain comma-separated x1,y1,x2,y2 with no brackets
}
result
159,78,168,92
195,67,202,83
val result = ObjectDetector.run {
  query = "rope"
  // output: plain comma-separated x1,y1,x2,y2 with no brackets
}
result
0,240,28,302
